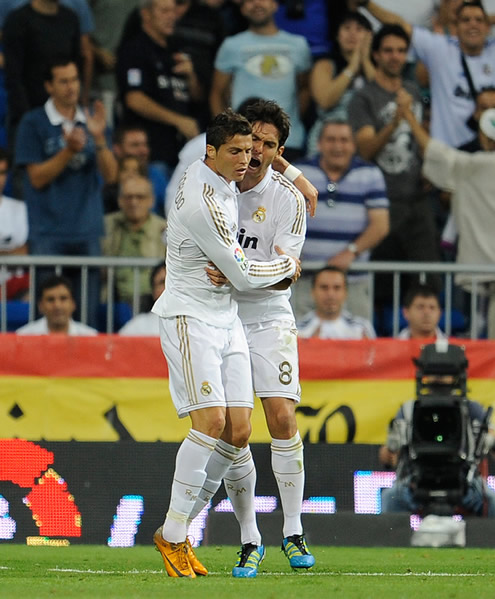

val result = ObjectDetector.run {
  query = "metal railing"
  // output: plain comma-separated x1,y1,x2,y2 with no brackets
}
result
1,255,495,337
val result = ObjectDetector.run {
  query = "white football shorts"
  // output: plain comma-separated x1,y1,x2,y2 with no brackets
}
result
243,319,301,402
158,315,254,418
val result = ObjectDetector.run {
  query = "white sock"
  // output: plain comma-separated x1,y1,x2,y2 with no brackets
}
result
271,432,305,537
224,445,262,546
162,429,217,543
187,439,240,526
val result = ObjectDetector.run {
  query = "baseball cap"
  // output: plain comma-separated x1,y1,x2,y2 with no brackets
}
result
479,108,495,141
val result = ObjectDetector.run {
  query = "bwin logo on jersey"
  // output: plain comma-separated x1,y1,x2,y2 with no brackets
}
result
238,228,259,250
252,206,266,223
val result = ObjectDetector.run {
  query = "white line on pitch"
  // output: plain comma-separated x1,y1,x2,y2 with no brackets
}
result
47,567,492,578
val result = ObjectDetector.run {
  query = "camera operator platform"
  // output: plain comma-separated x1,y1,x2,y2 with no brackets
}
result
379,341,495,518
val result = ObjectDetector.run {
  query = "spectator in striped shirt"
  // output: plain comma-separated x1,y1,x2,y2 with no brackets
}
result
294,118,389,321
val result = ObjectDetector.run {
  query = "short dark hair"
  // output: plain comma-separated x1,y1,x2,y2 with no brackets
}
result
456,0,487,18
319,118,353,140
372,24,410,53
312,265,348,288
39,275,74,300
238,99,291,147
206,109,252,150
403,284,440,309
43,57,79,83
338,11,373,32
113,123,149,146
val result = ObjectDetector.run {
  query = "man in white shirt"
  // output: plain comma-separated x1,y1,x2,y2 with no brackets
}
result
298,266,376,339
152,109,300,579
16,275,98,335
398,284,447,340
118,262,165,336
402,101,495,338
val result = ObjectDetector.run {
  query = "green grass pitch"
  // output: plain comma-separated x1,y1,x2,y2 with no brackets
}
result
1,544,494,598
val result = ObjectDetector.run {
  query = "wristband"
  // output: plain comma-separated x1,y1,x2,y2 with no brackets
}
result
283,164,302,182
95,143,107,152
343,69,354,80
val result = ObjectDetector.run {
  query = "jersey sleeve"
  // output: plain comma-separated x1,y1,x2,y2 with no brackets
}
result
423,138,459,192
189,183,297,291
270,175,306,258
411,27,442,68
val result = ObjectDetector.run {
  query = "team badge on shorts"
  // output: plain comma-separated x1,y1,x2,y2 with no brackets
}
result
252,206,266,223
200,381,212,396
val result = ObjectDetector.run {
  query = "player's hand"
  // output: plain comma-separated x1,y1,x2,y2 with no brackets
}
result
293,173,317,217
275,245,301,282
205,262,228,286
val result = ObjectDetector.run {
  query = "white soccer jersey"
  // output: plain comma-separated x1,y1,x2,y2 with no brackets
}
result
234,167,306,325
152,159,297,329
16,317,98,336
297,310,376,340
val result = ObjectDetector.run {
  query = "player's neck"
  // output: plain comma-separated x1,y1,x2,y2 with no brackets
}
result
239,172,264,192
204,159,233,184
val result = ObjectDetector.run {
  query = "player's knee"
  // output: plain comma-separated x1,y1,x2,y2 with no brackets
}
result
227,420,251,448
191,408,226,439
267,409,297,439
207,412,227,438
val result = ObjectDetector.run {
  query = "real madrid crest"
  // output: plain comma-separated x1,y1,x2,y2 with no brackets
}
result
252,206,266,223
200,381,212,396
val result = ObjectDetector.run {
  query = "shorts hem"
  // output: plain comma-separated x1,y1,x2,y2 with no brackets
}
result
177,399,254,418
256,391,301,403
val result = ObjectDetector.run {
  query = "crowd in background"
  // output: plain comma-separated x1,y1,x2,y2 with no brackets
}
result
1,0,495,338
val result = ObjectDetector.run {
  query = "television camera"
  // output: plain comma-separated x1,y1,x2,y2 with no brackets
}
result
392,342,493,516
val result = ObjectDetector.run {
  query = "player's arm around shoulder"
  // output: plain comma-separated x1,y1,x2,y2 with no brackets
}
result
271,173,307,252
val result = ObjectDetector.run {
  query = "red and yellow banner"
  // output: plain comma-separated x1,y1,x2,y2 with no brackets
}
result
1,335,494,443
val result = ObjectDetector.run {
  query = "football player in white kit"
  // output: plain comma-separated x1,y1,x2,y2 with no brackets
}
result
203,100,315,576
151,109,301,578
